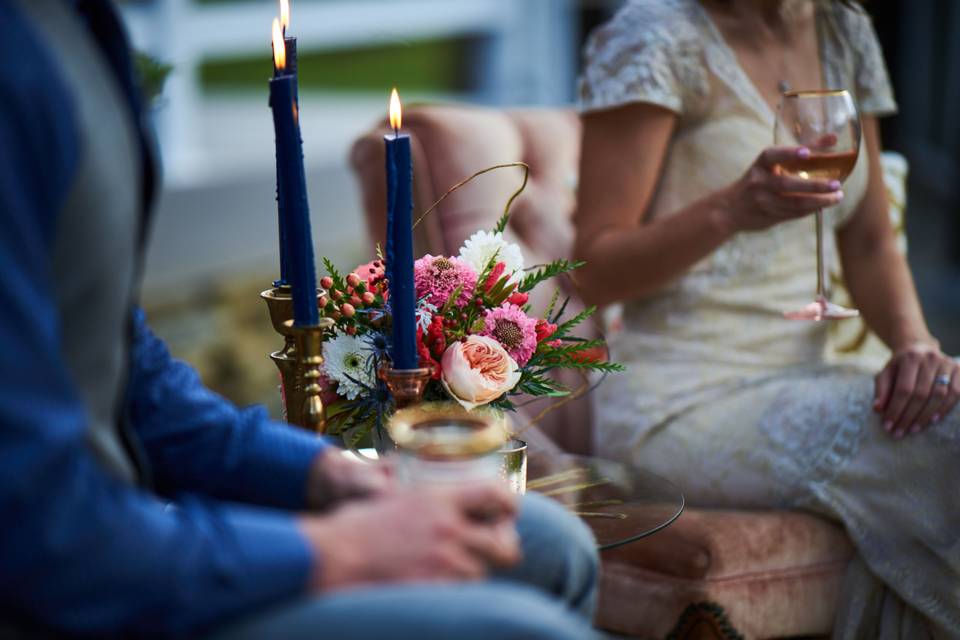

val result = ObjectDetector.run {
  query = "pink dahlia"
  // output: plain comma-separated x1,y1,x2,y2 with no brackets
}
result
413,255,477,308
481,303,538,366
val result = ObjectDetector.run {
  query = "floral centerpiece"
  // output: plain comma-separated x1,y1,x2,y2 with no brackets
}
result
316,170,622,448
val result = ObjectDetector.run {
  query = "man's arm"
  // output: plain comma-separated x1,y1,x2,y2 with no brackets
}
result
0,9,313,635
127,309,328,509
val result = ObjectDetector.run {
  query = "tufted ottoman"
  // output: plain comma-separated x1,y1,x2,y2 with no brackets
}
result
597,509,853,638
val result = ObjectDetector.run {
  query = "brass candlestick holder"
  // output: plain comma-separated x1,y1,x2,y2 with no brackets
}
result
260,286,332,431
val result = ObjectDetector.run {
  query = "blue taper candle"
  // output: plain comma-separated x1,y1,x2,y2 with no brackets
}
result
270,20,318,326
385,88,418,369
271,11,298,286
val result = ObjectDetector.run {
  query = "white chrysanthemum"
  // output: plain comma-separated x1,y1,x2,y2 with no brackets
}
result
322,333,375,400
458,230,524,283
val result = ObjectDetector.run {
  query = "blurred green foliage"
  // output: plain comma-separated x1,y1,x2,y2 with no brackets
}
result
200,38,473,93
134,52,173,103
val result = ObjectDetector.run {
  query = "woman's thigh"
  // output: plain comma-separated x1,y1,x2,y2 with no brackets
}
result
629,367,878,509
630,364,960,510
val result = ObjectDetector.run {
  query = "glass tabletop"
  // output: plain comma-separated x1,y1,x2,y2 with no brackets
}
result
528,453,685,550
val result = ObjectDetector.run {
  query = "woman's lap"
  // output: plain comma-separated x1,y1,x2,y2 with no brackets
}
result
605,364,960,510
601,362,960,631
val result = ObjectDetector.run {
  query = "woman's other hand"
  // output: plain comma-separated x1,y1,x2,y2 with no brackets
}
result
874,341,959,438
718,146,844,233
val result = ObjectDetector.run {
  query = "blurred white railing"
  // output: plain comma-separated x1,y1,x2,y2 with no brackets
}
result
120,0,576,185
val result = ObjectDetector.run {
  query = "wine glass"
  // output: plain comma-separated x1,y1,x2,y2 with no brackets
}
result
774,89,862,321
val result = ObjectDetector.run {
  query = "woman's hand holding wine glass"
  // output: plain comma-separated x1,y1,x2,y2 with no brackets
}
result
719,145,844,233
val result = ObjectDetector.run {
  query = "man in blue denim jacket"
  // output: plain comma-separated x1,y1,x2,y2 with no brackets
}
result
0,1,598,637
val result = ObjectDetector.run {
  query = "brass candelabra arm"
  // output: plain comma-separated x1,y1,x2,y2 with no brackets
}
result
260,285,297,355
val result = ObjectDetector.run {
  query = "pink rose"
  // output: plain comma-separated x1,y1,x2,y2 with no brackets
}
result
440,335,521,410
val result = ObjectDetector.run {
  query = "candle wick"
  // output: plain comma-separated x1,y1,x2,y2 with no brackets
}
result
393,126,399,140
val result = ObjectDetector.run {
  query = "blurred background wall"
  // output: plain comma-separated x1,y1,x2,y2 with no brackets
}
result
124,0,959,415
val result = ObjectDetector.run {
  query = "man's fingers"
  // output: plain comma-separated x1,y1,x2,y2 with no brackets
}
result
458,519,521,569
449,483,518,521
432,545,487,581
758,145,810,169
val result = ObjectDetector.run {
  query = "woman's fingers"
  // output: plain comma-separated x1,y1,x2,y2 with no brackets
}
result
892,356,938,437
911,365,954,434
882,357,919,436
758,145,810,169
874,363,895,413
936,371,960,425
810,133,839,150
760,191,843,219
771,174,841,194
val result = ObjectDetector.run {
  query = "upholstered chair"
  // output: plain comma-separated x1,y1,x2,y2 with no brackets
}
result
349,104,906,639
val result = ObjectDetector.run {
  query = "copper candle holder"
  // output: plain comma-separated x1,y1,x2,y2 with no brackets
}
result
260,286,332,431
379,365,432,409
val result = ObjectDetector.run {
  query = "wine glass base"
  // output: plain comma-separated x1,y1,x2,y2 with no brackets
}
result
783,299,860,322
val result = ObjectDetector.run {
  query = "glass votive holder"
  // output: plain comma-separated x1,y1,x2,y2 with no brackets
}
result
389,403,507,488
499,438,528,494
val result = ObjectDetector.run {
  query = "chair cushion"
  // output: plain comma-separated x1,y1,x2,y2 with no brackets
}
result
596,509,854,638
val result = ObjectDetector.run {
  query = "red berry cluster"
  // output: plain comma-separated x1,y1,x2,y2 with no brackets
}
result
318,261,387,334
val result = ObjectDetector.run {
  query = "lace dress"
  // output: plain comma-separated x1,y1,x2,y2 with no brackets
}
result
580,1,960,637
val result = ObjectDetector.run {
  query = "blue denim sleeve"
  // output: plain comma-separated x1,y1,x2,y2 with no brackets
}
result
0,6,315,636
128,309,328,509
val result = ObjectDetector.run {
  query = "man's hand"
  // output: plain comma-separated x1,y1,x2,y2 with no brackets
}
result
306,448,393,510
298,483,521,592
874,340,959,438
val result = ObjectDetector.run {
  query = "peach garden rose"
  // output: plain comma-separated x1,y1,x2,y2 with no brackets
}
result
440,335,521,410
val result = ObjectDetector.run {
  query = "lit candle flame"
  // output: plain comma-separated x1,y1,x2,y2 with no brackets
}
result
389,88,402,132
280,0,290,34
272,18,286,71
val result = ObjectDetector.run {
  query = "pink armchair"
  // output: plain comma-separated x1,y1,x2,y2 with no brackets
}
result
350,105,857,639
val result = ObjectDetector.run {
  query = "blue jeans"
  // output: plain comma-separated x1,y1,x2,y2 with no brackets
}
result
209,493,599,639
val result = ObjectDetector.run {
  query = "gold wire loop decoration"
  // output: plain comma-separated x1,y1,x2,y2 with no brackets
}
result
413,162,530,230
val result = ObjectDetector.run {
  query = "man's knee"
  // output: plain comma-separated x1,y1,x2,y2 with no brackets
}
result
510,492,599,617
451,584,596,640
213,583,595,640
519,492,599,574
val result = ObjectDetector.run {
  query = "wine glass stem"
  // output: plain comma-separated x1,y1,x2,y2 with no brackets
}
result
815,209,825,300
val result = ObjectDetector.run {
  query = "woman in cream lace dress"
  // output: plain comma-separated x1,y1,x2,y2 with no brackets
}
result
575,1,959,636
